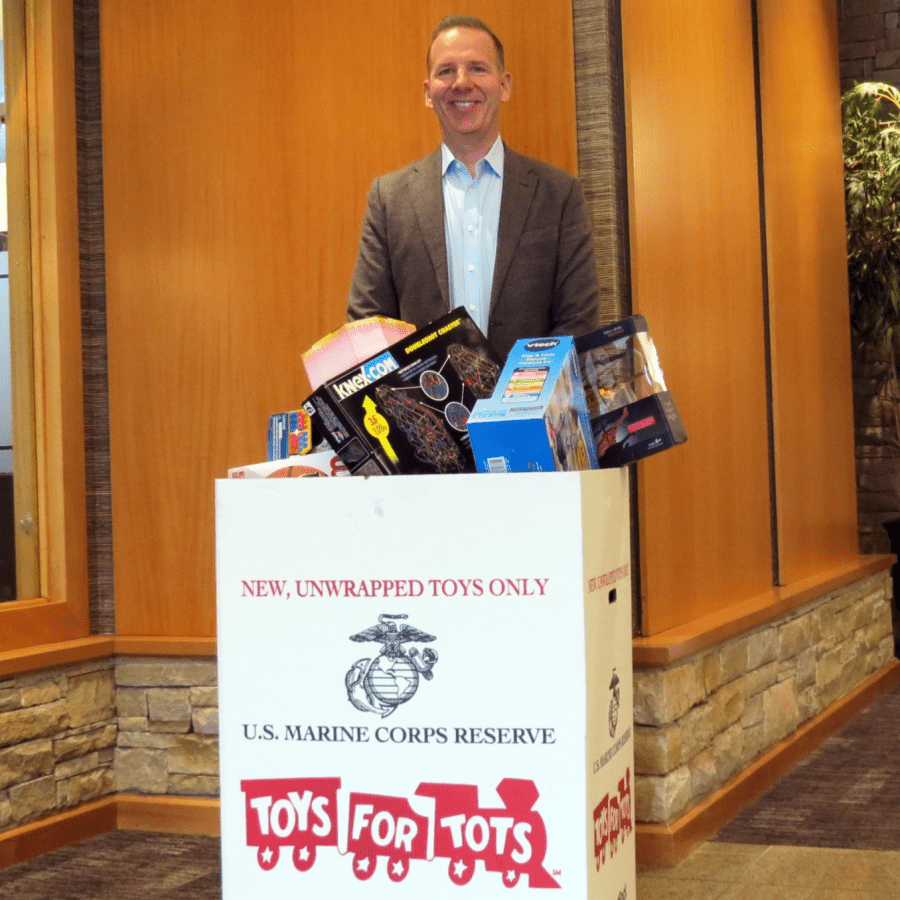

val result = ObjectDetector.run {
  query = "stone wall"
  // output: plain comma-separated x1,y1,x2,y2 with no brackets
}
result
0,656,220,835
839,0,900,92
0,659,117,831
0,573,893,838
115,658,219,797
633,572,894,825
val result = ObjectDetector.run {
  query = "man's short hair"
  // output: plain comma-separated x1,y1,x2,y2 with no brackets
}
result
427,15,505,72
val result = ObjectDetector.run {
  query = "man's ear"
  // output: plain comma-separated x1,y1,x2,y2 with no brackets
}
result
423,80,433,109
501,72,512,102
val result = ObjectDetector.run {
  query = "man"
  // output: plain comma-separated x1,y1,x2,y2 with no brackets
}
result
347,15,600,360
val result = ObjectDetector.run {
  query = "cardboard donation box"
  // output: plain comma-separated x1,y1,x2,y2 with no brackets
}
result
216,470,635,899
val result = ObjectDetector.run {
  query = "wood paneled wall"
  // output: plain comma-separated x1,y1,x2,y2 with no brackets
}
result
622,0,858,634
101,0,857,642
100,1,579,637
621,0,775,634
757,0,858,584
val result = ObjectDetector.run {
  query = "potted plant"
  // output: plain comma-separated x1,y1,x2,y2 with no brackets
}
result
843,82,900,652
843,83,900,531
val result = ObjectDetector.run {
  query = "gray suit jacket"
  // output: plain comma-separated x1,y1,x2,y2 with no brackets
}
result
347,146,600,359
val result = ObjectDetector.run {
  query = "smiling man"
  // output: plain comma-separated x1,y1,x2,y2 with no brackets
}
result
347,15,600,359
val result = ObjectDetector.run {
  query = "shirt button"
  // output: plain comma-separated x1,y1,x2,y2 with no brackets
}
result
468,265,475,272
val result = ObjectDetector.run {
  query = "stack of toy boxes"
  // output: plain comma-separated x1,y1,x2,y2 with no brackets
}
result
302,308,502,476
575,315,687,467
466,336,598,473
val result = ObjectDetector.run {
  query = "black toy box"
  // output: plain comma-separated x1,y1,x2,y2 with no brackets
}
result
303,309,502,475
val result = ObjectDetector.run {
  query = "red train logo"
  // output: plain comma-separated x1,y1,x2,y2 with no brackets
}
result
593,768,633,868
346,790,431,882
240,775,560,888
242,777,341,872
416,778,559,888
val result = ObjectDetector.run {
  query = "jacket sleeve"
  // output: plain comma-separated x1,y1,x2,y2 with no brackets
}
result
346,177,400,322
549,177,601,339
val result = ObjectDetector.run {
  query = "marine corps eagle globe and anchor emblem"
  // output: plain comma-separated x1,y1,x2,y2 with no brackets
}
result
345,614,438,717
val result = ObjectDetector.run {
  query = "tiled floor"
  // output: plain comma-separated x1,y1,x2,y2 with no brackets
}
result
637,842,900,899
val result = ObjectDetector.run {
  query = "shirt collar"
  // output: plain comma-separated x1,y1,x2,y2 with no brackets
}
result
441,135,505,178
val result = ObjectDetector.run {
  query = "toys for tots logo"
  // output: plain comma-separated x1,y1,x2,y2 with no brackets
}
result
241,775,560,888
593,767,633,868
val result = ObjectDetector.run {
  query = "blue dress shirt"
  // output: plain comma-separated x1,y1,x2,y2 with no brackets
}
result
441,137,504,337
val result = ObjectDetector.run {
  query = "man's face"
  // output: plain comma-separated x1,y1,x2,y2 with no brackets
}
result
424,27,511,150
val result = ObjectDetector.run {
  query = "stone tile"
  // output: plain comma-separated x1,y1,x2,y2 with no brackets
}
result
55,752,100,780
117,716,149,733
168,774,219,797
67,670,116,729
718,884,814,899
168,734,218,776
743,846,851,888
54,723,117,763
190,686,218,707
116,687,148,719
0,702,68,749
816,849,900,892
115,660,217,688
147,688,190,723
635,874,732,899
9,774,57,824
116,732,178,750
0,740,54,790
654,843,768,882
192,707,219,735
147,719,191,735
115,747,167,794
19,680,62,708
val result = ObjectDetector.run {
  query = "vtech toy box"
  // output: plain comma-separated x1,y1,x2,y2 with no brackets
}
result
302,308,502,476
466,336,598,473
575,315,687,467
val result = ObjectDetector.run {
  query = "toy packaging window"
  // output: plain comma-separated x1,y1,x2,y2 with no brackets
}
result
575,316,687,467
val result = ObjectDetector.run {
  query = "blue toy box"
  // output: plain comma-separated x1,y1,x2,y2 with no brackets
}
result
467,337,598,473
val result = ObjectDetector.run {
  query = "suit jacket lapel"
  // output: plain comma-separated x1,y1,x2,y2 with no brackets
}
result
411,150,451,310
492,147,537,310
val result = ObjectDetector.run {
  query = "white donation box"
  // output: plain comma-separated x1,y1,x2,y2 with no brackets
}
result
216,469,635,899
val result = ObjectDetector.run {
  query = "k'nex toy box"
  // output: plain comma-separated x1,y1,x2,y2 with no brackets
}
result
302,308,502,476
466,336,598,473
575,315,687,467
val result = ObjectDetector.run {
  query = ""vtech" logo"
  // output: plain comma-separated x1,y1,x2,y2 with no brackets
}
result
524,338,560,352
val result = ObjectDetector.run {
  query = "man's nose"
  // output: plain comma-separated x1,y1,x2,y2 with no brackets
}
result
453,68,472,89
